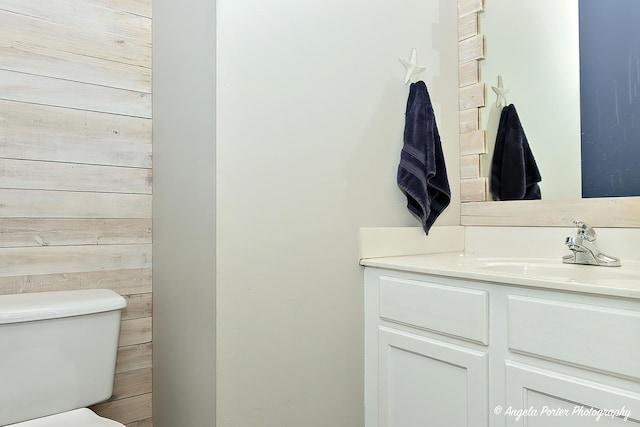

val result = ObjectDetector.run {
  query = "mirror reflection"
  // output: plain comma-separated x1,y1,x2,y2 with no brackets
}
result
480,0,640,200
580,0,640,197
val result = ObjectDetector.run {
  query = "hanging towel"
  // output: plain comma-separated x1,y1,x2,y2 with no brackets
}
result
397,81,451,235
490,104,542,201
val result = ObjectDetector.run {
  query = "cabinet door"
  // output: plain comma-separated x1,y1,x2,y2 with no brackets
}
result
378,328,488,427
504,362,640,426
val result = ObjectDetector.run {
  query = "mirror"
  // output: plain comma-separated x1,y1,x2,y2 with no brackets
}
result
480,0,640,200
479,0,581,200
457,0,640,227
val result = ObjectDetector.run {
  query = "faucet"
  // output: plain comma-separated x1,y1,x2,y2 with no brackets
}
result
563,220,621,267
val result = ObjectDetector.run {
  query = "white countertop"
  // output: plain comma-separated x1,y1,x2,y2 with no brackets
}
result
360,252,640,299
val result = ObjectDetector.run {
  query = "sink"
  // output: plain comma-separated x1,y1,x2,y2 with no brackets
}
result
469,258,640,283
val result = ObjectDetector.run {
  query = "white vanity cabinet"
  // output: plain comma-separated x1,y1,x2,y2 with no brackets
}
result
364,266,640,427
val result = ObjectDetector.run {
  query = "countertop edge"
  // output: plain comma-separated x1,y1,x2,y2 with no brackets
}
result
361,253,640,300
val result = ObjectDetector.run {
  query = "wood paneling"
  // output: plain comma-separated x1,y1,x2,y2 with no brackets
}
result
458,34,485,63
0,41,151,93
0,245,151,277
459,82,485,111
116,342,153,374
0,1,151,41
458,13,478,42
0,189,151,218
122,293,153,320
460,154,481,179
0,70,151,118
460,130,486,156
460,178,487,202
92,0,152,19
461,197,640,227
120,317,153,347
459,60,479,88
113,367,153,401
0,269,151,295
0,159,151,194
459,108,479,133
458,3,487,201
0,219,151,248
0,10,151,68
92,393,152,425
458,0,484,17
0,0,152,425
0,100,152,168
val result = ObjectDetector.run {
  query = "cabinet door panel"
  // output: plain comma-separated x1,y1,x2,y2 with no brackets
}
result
504,361,640,427
379,328,488,427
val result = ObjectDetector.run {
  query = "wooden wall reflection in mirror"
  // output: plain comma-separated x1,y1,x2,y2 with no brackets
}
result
457,0,640,227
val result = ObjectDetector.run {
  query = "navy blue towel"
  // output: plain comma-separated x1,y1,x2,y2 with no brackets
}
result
397,81,451,235
490,104,542,200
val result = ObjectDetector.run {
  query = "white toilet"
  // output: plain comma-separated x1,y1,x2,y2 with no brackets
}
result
0,289,128,427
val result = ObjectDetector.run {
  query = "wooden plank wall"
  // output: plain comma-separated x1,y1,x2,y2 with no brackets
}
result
458,0,487,202
0,1,153,426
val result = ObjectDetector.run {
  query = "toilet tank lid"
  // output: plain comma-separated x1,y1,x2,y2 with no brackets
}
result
0,290,126,324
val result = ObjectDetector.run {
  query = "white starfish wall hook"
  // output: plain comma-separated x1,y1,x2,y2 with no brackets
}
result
492,75,510,107
399,48,426,84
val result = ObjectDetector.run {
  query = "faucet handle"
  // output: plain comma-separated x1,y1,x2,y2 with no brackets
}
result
572,219,597,241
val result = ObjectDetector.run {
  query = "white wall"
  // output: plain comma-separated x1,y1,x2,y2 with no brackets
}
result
480,0,581,200
152,0,217,426
216,0,459,425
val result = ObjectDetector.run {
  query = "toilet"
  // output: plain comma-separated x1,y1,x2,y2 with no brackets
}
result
0,290,128,427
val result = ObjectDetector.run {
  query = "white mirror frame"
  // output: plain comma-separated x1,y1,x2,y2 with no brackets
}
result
457,0,640,227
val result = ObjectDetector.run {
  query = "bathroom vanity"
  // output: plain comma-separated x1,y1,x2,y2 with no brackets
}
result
362,253,640,426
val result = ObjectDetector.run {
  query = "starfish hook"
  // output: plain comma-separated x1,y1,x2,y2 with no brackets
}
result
492,75,510,108
399,48,426,84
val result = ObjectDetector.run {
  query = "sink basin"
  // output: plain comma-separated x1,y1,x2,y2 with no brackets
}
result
470,258,640,283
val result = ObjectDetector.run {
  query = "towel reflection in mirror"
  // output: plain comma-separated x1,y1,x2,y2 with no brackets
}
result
489,104,542,201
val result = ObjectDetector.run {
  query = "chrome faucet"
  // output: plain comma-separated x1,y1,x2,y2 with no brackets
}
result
563,220,621,267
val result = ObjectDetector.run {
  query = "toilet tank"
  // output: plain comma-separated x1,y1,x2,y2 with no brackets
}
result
0,290,127,426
